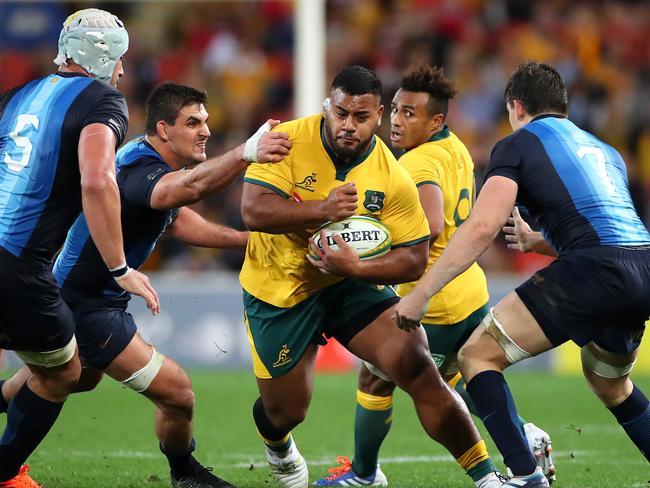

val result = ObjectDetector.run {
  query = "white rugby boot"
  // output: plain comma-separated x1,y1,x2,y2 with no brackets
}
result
523,423,556,484
265,437,309,488
475,471,507,488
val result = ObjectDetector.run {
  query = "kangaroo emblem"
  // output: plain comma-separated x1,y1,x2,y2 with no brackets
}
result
295,173,317,192
273,344,292,368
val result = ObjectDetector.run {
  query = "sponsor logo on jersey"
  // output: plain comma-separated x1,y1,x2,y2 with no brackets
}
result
273,344,292,368
363,190,385,212
295,173,317,192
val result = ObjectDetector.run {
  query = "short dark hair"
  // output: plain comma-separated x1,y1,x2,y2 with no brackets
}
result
504,60,568,116
330,65,382,97
400,64,457,117
145,82,208,136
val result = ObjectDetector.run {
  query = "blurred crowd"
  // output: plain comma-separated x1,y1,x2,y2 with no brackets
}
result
1,0,649,274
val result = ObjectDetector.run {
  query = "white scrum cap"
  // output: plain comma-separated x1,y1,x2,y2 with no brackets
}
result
53,8,129,83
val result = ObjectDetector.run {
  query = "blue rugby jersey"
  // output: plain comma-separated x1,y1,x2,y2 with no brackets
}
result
485,115,650,253
0,73,128,262
54,137,177,300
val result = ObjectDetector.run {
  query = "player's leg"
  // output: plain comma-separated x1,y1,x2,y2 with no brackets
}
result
581,341,650,461
458,292,553,487
314,363,393,486
0,263,81,485
345,307,501,488
244,291,326,488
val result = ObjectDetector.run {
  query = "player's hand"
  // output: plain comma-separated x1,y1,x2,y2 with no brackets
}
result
392,288,428,332
307,231,361,277
115,269,160,315
321,183,358,222
503,206,535,252
256,119,292,163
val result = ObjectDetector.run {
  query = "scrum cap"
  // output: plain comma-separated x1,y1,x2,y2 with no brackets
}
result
53,9,129,83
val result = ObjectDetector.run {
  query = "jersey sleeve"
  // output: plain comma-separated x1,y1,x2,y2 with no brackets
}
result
242,126,294,198
484,134,522,183
399,150,443,188
118,156,172,208
82,87,129,147
383,166,431,248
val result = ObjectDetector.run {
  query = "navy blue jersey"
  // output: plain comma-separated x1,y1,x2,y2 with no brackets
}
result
0,72,128,263
54,137,177,300
485,115,650,252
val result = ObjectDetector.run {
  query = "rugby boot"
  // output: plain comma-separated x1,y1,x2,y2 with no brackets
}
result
475,471,507,488
265,439,309,488
171,466,236,488
313,456,387,486
0,465,42,488
502,467,550,487
523,423,556,485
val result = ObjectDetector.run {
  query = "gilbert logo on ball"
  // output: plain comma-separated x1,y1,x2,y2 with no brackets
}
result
309,215,392,260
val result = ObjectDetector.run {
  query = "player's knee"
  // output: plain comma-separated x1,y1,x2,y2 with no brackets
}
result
264,400,308,431
156,367,195,420
34,357,82,396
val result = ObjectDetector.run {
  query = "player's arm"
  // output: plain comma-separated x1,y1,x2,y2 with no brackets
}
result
418,184,444,245
241,182,358,234
394,175,517,329
308,234,429,284
78,124,159,314
150,121,291,210
503,206,557,256
166,207,248,249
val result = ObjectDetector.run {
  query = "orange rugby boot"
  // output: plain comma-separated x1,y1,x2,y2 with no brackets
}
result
0,465,42,488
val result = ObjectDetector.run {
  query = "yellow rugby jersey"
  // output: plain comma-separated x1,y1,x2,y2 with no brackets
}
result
396,127,489,325
240,114,430,308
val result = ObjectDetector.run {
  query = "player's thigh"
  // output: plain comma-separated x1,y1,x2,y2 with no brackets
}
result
73,303,139,372
0,252,76,361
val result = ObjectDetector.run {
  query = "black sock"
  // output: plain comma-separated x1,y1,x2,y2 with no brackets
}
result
608,384,650,461
252,397,291,448
160,438,203,480
0,384,64,481
466,370,536,476
0,381,7,414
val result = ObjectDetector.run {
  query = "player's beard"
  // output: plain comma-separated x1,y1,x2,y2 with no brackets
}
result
324,120,376,164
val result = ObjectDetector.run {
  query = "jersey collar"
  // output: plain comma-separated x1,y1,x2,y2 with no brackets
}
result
320,117,377,181
427,125,450,142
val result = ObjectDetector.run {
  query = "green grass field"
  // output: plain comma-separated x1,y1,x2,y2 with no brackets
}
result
6,370,648,487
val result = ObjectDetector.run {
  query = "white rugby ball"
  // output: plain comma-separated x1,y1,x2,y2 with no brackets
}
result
309,215,392,260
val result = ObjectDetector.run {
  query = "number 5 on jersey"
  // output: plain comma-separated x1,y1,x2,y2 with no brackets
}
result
4,114,40,172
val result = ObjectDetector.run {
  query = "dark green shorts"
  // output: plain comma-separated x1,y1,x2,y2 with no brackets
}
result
244,280,399,378
423,304,489,371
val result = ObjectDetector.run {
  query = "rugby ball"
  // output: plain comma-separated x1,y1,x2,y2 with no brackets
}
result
309,215,392,260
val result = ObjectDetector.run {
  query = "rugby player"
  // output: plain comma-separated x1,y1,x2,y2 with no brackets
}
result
0,9,158,487
395,60,650,487
239,65,503,488
0,82,291,487
315,64,554,486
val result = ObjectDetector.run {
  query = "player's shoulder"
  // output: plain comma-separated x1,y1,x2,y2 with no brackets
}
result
116,136,164,170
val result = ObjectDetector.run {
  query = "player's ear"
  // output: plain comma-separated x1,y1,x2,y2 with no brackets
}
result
322,97,331,117
156,121,169,142
514,100,527,121
377,104,384,126
430,113,444,132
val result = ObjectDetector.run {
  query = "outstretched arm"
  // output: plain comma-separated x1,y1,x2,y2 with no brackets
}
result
150,120,292,210
394,176,518,330
503,206,557,256
166,207,248,249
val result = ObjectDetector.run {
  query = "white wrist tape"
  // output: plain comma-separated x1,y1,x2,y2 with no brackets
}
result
243,121,272,163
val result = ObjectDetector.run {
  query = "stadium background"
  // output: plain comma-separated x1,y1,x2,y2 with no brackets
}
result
1,1,650,371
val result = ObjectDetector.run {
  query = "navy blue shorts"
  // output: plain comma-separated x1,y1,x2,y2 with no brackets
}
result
516,246,650,355
0,248,75,352
62,291,137,370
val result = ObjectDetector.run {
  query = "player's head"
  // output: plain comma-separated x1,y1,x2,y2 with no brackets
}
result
54,8,129,87
146,82,210,166
505,60,568,130
390,64,457,151
323,65,383,162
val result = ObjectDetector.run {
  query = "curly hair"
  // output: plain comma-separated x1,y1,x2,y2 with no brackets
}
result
400,64,457,117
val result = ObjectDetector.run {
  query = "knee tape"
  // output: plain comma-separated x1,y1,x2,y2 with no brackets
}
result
122,348,165,392
16,336,77,367
363,360,391,382
482,308,530,364
581,345,636,379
